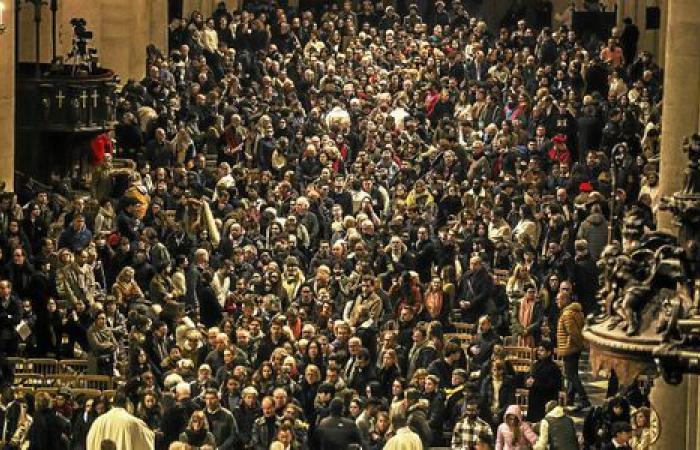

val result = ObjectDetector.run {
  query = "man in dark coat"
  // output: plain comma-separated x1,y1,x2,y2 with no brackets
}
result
572,240,600,316
0,280,21,357
468,316,502,368
620,18,640,67
457,255,494,323
526,340,563,422
313,398,363,450
2,248,35,299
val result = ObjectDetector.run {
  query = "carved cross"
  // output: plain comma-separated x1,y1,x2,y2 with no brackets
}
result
56,90,65,108
80,91,88,108
91,90,99,108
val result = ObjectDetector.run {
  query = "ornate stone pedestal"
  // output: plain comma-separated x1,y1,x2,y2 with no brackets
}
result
584,134,700,449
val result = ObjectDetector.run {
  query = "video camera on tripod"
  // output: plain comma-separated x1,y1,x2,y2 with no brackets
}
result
68,18,98,76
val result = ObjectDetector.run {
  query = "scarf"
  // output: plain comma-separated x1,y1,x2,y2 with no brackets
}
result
424,290,443,319
518,298,536,347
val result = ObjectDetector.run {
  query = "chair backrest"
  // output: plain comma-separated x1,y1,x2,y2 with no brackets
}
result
7,358,30,375
515,388,529,412
77,375,112,390
444,333,473,348
59,359,89,375
26,359,59,377
504,346,535,361
52,373,78,388
509,358,533,373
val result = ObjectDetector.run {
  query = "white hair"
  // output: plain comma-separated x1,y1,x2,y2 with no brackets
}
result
175,382,191,397
164,373,184,390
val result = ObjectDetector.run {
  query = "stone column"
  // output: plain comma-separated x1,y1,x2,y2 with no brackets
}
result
0,0,15,191
649,376,699,450
657,0,700,232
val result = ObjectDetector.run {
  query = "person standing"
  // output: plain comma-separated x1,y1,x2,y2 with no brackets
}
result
526,341,562,422
313,398,363,450
86,390,155,450
556,292,590,410
620,18,640,67
0,280,21,357
384,413,423,450
533,401,578,450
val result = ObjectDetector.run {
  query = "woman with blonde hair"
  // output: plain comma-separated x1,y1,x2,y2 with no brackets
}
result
506,264,537,304
112,266,145,309
178,410,216,448
171,128,196,164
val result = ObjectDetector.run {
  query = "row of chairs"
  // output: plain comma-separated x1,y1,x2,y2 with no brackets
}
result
8,358,120,391
8,357,89,376
14,373,116,391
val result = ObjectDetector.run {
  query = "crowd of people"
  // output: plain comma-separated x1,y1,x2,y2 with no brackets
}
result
0,0,662,449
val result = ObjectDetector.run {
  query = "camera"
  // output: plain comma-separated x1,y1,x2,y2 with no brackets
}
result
70,18,93,40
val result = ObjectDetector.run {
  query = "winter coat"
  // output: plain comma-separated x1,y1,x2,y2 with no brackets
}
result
556,302,585,356
527,357,563,422
577,212,609,259
495,405,538,450
406,402,433,448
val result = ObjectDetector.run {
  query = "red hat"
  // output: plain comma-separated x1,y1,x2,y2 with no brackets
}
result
552,134,567,144
579,182,594,193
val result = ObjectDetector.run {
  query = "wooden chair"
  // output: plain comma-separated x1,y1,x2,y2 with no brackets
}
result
26,358,59,381
504,346,535,361
510,358,533,374
14,373,44,387
77,374,112,391
6,357,30,375
444,333,473,348
51,373,78,388
59,359,89,375
515,388,529,413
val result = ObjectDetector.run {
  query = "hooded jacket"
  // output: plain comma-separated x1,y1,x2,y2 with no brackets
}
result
495,405,537,450
577,212,609,259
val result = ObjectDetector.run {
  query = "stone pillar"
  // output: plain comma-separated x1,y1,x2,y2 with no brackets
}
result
657,0,700,232
649,377,690,449
0,0,15,190
150,0,169,53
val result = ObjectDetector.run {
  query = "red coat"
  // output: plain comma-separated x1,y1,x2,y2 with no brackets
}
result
90,133,114,165
547,145,571,165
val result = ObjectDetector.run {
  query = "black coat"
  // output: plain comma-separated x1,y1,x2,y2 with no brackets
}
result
527,357,563,422
313,416,363,450
458,267,494,323
479,374,516,425
27,408,70,450
0,294,21,355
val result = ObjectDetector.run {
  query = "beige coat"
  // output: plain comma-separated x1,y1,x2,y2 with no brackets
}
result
87,407,155,450
384,427,423,450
